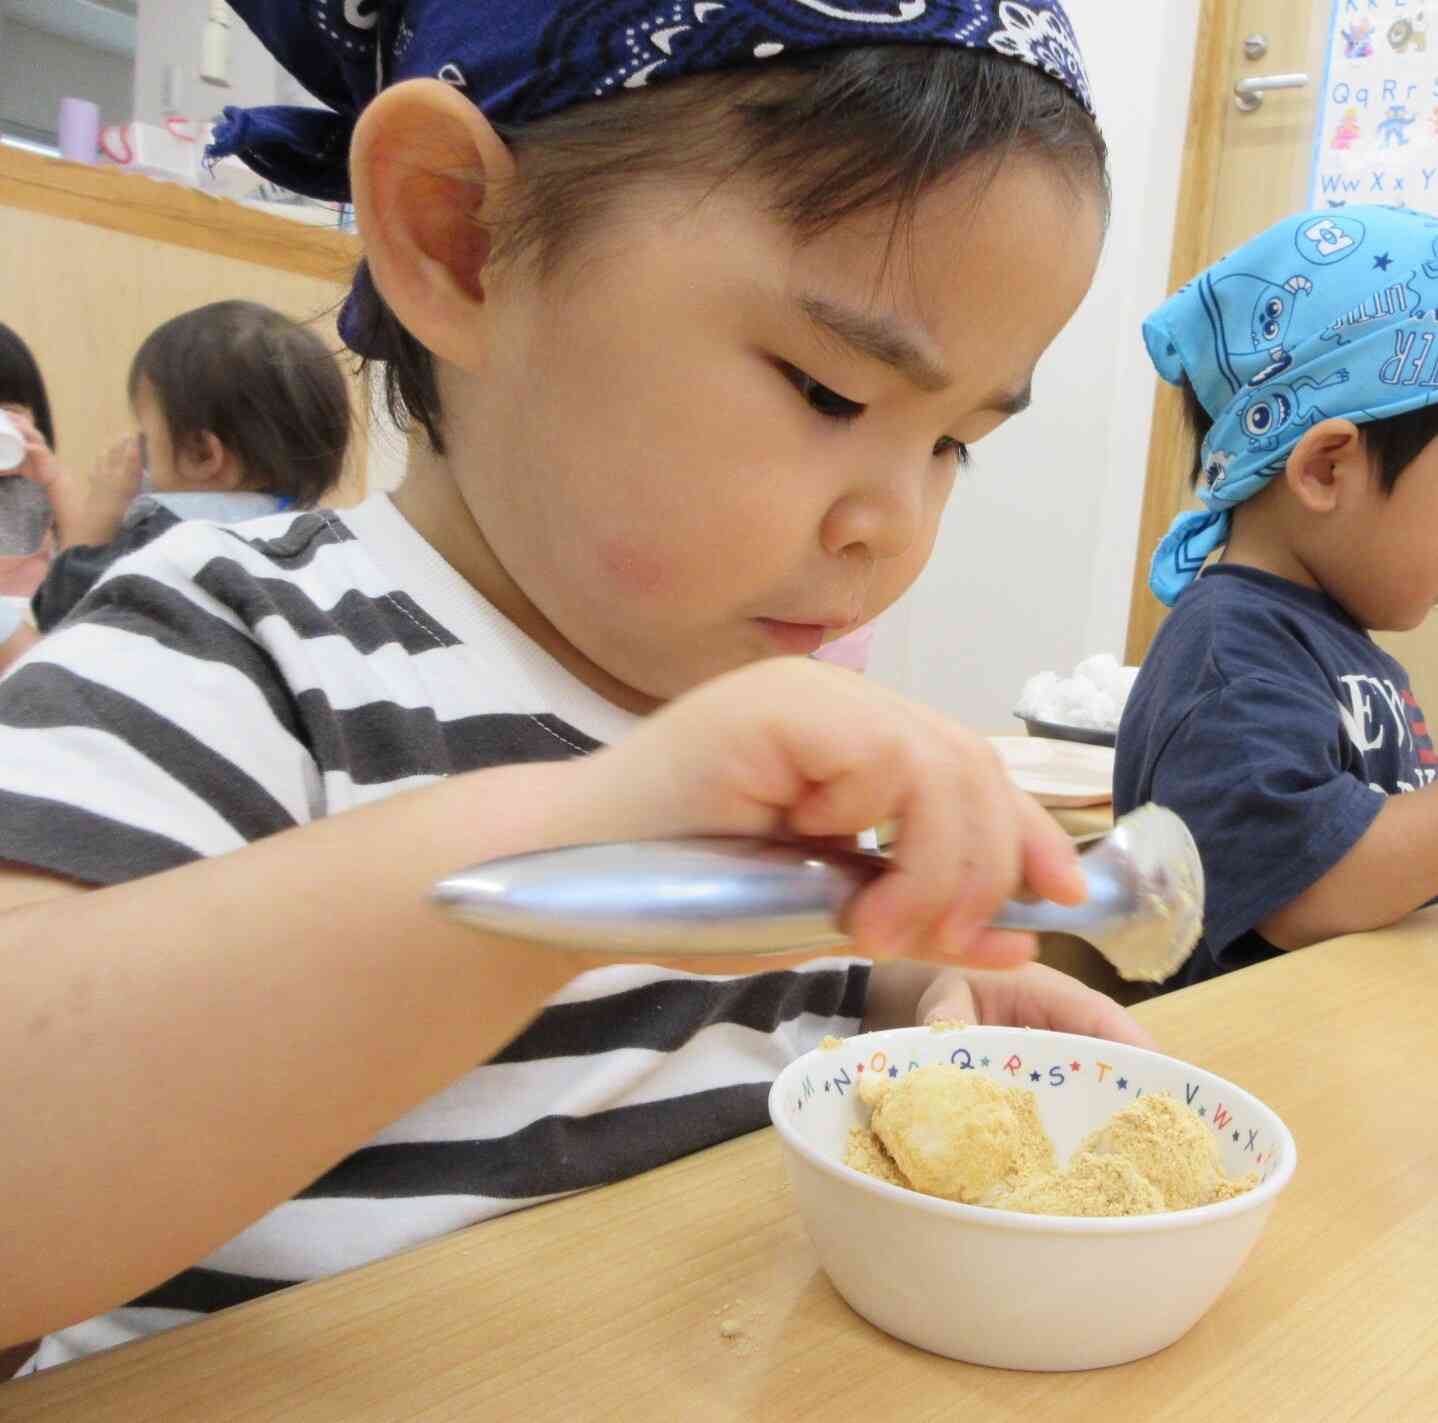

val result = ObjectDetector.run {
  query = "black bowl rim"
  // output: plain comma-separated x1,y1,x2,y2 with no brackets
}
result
1016,715,1117,749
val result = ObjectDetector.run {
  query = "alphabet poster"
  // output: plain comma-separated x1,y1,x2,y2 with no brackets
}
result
1311,0,1438,211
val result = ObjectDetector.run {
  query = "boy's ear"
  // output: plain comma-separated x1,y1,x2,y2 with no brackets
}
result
1283,418,1365,515
349,79,515,372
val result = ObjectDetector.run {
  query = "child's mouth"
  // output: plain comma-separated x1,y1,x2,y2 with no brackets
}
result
754,619,832,655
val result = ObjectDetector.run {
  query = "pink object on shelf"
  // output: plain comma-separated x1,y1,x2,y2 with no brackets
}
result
57,98,101,164
812,622,874,673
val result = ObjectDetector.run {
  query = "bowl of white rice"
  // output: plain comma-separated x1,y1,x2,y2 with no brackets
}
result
1015,654,1138,748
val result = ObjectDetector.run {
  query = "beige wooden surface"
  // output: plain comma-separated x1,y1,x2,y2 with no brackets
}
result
0,145,358,281
0,146,367,505
6,917,1434,1422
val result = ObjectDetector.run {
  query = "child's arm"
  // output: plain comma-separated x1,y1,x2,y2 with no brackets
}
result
0,619,38,674
0,658,1083,1347
0,596,38,675
1,413,140,550
53,435,144,548
30,503,180,633
1257,782,1438,948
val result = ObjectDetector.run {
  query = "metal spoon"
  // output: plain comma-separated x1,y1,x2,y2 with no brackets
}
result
430,803,1204,983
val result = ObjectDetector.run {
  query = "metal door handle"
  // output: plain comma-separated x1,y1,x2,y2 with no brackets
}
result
1234,73,1310,112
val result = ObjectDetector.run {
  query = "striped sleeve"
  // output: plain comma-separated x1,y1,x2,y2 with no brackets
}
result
31,503,182,633
0,533,319,885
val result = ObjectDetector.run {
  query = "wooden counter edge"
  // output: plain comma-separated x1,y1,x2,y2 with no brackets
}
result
0,145,359,281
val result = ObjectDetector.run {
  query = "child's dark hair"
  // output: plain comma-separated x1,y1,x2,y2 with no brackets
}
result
129,301,351,508
0,323,56,450
351,46,1110,454
1180,375,1438,495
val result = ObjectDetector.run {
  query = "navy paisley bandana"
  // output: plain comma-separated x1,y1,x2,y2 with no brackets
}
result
210,1,1094,205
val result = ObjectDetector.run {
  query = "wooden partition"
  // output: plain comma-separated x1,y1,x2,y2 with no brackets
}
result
0,146,368,504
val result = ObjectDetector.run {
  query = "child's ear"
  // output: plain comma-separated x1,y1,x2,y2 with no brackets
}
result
1283,418,1365,514
349,79,515,372
179,431,242,491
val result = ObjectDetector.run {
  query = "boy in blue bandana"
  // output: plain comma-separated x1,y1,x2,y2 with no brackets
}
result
0,1,1140,1373
1117,205,1438,991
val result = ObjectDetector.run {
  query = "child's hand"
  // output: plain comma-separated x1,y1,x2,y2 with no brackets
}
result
577,659,1087,968
76,436,144,545
45,435,142,549
0,405,65,493
916,963,1157,1049
92,434,144,503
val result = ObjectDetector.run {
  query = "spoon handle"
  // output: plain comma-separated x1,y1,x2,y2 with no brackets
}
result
431,836,1115,957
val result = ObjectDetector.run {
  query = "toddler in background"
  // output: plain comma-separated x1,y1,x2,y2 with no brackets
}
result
27,300,350,634
1118,206,1438,989
0,323,58,668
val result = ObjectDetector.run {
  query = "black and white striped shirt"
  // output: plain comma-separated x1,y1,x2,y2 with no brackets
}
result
0,495,868,1371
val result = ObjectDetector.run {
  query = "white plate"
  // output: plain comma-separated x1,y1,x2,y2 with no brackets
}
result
989,735,1114,807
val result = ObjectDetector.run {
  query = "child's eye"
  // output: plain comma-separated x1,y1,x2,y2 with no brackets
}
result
780,363,866,421
779,361,966,465
934,437,970,466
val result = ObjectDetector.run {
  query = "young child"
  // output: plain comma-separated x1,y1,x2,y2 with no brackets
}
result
23,301,350,635
0,323,58,669
1117,204,1438,990
0,1,1137,1374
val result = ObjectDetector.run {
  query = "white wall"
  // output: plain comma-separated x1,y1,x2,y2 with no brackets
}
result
0,19,133,139
867,2,1200,726
132,0,281,126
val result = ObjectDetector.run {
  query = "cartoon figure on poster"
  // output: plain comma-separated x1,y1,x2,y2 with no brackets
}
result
1389,13,1428,54
1343,17,1375,59
1312,4,1438,218
1331,107,1361,151
1378,104,1416,148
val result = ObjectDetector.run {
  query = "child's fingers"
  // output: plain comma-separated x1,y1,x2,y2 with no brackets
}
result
964,962,1157,1050
783,734,916,840
849,732,1021,959
1015,793,1087,906
3,409,62,487
776,686,1027,961
6,409,45,452
914,735,1025,954
624,663,1074,968
98,436,139,477
917,972,978,1026
937,927,1037,971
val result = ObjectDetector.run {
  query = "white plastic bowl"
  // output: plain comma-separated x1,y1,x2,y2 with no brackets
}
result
768,1025,1296,1371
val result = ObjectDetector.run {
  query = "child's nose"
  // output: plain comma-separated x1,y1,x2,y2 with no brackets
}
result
818,455,926,561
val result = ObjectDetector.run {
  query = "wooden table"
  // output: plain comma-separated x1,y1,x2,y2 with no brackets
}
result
6,915,1435,1422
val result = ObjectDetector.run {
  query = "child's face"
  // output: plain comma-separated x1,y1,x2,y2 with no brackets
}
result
438,159,1103,708
1332,436,1438,630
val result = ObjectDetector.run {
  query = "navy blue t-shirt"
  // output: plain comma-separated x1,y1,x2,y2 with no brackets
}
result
1115,564,1435,990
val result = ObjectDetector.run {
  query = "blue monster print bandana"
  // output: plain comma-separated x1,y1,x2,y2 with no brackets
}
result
1146,205,1438,606
209,1,1094,206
